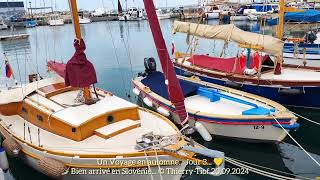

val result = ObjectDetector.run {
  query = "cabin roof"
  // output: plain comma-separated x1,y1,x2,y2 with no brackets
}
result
27,90,138,127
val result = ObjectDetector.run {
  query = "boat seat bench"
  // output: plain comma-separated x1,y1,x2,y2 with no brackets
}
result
94,119,141,139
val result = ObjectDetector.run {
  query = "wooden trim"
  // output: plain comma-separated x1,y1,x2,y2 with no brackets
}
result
45,86,78,98
21,148,201,169
0,121,194,160
0,102,22,116
94,123,141,139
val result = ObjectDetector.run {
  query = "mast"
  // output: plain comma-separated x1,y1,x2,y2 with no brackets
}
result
143,0,188,125
68,0,95,104
69,0,81,39
277,0,284,39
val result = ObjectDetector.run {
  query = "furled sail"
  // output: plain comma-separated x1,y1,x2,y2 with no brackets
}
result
65,39,97,88
172,21,284,57
118,0,123,15
48,39,97,88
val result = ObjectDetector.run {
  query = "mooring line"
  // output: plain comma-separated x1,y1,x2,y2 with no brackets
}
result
182,135,314,180
290,111,320,126
272,116,320,167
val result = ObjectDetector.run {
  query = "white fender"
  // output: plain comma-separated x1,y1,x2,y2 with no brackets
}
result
244,68,257,75
157,106,170,117
132,88,140,96
143,97,153,107
195,122,212,141
0,148,9,171
0,168,4,180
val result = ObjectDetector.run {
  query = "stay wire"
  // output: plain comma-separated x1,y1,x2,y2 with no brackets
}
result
101,0,129,99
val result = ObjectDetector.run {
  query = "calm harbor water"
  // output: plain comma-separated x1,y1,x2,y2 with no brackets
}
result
0,19,319,180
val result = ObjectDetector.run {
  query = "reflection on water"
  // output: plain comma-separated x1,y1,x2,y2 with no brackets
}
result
0,19,319,180
279,143,320,178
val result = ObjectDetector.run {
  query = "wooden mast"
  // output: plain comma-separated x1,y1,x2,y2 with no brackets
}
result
68,0,92,103
277,0,284,39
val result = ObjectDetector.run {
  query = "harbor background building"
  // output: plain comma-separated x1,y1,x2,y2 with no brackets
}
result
0,1,25,20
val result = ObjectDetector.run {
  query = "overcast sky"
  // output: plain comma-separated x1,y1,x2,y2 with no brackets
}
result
8,0,200,11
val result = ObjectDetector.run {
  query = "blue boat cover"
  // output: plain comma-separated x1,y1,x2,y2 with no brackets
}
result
141,71,198,100
267,10,320,26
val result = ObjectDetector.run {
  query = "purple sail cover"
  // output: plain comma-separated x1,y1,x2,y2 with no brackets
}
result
65,39,97,87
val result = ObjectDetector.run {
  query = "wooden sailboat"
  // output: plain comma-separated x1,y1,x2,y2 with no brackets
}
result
0,0,225,179
171,21,320,110
133,1,298,142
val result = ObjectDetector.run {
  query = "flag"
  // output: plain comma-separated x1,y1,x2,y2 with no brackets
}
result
171,41,175,55
5,60,12,78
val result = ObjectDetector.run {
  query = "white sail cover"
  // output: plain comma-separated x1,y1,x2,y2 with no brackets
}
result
172,21,284,57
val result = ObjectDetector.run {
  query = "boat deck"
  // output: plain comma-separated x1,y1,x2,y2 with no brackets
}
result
0,109,177,154
261,68,320,81
185,95,252,115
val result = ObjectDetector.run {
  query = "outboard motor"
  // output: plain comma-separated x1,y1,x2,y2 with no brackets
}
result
305,31,317,44
138,57,157,77
144,57,157,75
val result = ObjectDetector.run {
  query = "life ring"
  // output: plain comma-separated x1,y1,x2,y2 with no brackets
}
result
240,52,261,75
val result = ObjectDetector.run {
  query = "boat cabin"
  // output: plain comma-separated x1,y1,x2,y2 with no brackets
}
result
0,78,141,142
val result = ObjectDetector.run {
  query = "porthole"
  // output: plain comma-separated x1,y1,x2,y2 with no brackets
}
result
37,115,43,122
107,115,114,123
72,128,76,133
22,107,28,113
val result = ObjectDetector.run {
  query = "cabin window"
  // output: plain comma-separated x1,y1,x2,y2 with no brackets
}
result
22,107,28,113
72,128,76,133
107,115,114,123
37,115,43,122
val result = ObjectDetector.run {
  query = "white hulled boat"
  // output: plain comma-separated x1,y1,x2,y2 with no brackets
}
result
48,14,65,26
0,1,225,179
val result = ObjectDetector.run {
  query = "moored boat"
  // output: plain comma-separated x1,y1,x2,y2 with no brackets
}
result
0,1,225,179
133,67,298,143
0,72,211,180
171,21,320,109
48,14,64,26
133,1,298,143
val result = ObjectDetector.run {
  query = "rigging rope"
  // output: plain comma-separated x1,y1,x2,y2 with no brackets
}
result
181,135,314,180
290,111,320,126
101,0,130,99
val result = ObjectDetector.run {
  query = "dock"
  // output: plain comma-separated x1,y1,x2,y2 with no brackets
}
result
0,34,30,41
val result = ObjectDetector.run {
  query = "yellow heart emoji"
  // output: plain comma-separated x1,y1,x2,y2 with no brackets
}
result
214,158,224,166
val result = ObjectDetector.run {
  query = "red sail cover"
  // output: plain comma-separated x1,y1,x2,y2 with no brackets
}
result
48,39,97,88
143,0,188,124
65,39,97,87
47,61,66,78
186,54,267,74
187,55,244,74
